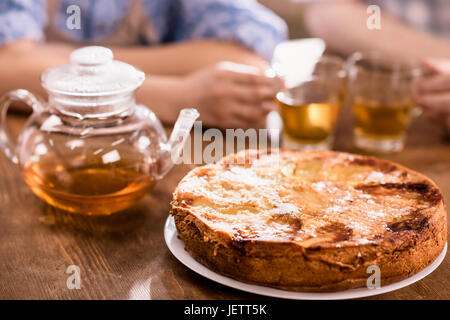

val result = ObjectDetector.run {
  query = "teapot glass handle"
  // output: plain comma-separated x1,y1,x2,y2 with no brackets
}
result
0,89,41,164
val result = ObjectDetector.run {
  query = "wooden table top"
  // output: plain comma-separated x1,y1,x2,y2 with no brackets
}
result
0,108,449,300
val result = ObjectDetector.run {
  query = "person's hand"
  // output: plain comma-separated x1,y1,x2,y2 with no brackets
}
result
181,61,281,129
413,58,450,137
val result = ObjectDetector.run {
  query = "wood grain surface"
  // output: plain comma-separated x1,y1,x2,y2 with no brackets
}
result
0,107,448,300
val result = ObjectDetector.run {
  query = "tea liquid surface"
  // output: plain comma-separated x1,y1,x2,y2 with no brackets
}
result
22,162,155,215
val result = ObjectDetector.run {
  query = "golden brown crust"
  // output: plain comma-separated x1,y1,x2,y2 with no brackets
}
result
171,150,447,292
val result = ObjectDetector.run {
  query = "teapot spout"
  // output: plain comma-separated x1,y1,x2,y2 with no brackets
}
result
158,108,199,177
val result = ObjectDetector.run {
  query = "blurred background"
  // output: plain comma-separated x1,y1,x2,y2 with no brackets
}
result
260,0,310,39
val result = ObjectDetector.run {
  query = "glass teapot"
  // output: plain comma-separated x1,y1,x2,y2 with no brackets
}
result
0,46,199,215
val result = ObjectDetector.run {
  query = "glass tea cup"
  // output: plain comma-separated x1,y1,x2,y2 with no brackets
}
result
275,55,346,150
347,52,422,153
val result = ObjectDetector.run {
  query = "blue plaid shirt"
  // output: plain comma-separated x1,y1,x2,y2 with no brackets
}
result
0,0,287,59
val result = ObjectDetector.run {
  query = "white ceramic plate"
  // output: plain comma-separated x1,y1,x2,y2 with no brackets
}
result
164,216,447,300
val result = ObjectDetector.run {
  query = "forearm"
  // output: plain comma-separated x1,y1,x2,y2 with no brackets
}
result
0,40,73,100
114,40,269,75
305,0,450,62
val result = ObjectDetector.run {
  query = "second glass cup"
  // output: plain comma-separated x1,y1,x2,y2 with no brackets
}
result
274,55,346,150
347,52,422,153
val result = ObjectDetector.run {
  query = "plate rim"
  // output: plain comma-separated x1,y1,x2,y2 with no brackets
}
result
164,215,447,300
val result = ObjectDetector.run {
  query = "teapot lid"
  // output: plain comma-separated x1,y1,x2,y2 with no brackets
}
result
41,46,145,96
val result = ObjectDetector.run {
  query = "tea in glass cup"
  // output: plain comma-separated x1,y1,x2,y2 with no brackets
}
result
275,56,346,150
348,52,421,153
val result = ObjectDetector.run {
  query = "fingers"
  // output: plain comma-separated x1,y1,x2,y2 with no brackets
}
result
232,71,277,87
423,58,450,74
216,61,262,76
217,61,274,86
229,83,277,104
212,69,280,105
417,92,450,114
422,107,443,124
214,100,269,129
421,108,450,136
217,62,282,88
262,100,277,112
227,95,276,129
416,73,450,93
417,91,450,131
230,103,267,121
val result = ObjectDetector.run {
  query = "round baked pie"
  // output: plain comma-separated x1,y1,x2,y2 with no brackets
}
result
170,150,447,292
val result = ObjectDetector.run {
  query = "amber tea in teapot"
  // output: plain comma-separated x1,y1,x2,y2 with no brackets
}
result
0,46,199,215
22,161,156,215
